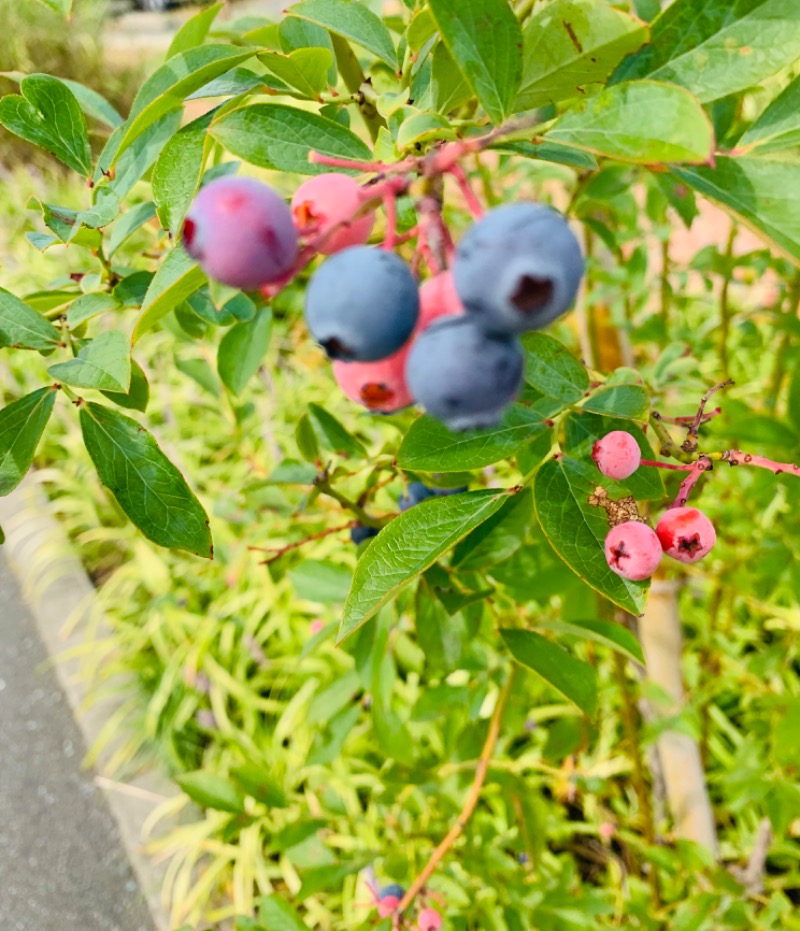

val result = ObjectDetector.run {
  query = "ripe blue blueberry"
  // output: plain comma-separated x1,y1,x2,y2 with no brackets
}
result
453,203,584,334
405,315,524,431
304,247,419,361
350,524,380,545
399,482,436,511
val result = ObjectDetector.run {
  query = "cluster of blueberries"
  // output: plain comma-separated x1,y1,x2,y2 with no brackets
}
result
592,431,716,581
183,172,585,432
373,883,442,929
350,480,467,546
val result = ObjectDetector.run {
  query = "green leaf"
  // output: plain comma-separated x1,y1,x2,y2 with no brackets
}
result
546,80,714,164
210,103,372,176
66,293,120,329
286,0,398,68
101,360,150,414
0,74,92,176
108,202,158,259
79,402,213,558
0,388,57,496
112,45,256,167
133,247,207,343
217,310,273,395
431,41,473,114
34,0,72,14
672,157,800,263
737,75,800,154
153,109,214,237
582,384,649,420
48,332,132,393
307,403,366,458
99,111,183,200
230,764,288,808
611,0,800,104
500,629,598,716
279,15,337,87
259,48,334,99
338,489,510,642
523,332,589,403
536,618,644,664
493,140,599,171
452,488,533,569
257,896,310,931
295,414,321,463
396,111,455,151
289,560,352,604
398,406,548,472
427,0,522,124
0,288,61,351
534,457,646,615
166,2,225,59
175,771,244,814
516,0,648,110
59,78,123,129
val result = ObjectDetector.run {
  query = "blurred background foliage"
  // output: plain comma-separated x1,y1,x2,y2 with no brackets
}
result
0,2,799,930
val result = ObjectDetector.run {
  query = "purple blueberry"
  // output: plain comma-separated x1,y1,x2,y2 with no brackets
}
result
350,524,380,545
304,247,419,361
182,176,298,290
399,481,436,511
453,203,584,334
405,315,524,431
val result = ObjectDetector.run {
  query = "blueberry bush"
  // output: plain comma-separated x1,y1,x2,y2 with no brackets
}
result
2,0,800,928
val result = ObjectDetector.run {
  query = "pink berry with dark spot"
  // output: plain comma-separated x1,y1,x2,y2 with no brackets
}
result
377,896,400,918
292,173,374,255
182,176,298,290
604,521,662,581
418,270,465,328
656,507,716,564
592,431,641,480
418,907,443,930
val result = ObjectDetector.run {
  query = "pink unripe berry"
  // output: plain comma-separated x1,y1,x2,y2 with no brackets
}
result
604,521,662,581
656,506,716,564
291,173,375,255
377,896,400,918
592,431,641,480
183,176,298,289
418,907,443,930
418,270,465,329
309,619,325,635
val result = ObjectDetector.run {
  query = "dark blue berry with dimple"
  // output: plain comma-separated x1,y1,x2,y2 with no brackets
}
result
399,481,436,511
405,315,524,431
453,203,584,335
380,883,405,900
304,246,419,361
350,524,380,545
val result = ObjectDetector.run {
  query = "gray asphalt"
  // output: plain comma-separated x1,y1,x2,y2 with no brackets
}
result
0,554,157,931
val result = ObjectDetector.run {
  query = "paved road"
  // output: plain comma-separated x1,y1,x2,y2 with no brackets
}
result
0,554,156,931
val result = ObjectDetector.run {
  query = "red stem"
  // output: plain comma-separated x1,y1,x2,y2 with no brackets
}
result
670,457,713,508
382,191,397,251
640,459,694,472
448,163,484,219
720,450,800,476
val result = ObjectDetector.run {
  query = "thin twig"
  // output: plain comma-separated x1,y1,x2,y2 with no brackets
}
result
670,456,713,508
393,671,516,922
249,521,357,564
682,380,734,453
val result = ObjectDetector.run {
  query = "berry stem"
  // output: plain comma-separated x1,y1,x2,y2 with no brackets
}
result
314,473,382,527
649,412,695,464
448,163,484,219
249,520,357,564
682,380,734,453
657,407,721,427
711,449,800,476
382,191,398,251
670,456,713,508
639,459,694,472
394,670,515,923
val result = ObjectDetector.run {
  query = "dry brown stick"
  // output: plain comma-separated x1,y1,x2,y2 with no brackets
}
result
393,670,516,923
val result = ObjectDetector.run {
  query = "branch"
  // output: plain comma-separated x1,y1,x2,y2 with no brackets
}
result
670,456,713,508
249,520,357,564
393,671,515,923
682,380,733,453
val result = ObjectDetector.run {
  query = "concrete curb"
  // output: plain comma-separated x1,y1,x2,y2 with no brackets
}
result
0,476,176,931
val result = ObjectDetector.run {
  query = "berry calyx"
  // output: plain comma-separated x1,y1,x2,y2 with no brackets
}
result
291,173,375,255
656,506,716,564
604,521,662,581
592,431,642,480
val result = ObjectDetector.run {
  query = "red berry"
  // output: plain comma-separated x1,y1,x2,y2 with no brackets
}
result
604,521,662,581
656,506,716,564
418,907,443,930
291,173,374,255
592,431,641,480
